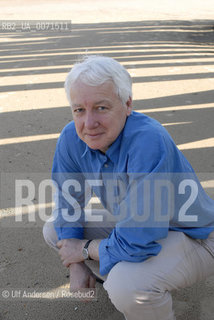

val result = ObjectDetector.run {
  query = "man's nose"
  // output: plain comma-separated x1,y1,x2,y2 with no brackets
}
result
84,112,98,129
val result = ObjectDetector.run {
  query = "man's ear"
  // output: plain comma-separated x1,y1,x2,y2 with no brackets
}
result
126,96,132,116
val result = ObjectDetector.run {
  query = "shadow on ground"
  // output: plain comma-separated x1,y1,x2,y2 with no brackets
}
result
0,19,214,320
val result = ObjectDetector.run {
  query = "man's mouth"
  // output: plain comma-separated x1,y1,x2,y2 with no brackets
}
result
85,133,104,138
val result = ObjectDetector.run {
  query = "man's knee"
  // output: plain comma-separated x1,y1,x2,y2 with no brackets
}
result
42,220,58,251
103,261,165,314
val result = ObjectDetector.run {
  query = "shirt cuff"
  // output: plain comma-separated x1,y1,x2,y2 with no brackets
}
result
99,238,118,276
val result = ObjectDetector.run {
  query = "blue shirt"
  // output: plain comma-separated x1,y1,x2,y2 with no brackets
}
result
52,111,214,275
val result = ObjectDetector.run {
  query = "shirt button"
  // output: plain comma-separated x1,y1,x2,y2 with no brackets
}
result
104,163,108,168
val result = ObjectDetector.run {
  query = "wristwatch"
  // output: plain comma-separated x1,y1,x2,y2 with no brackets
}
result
82,239,93,260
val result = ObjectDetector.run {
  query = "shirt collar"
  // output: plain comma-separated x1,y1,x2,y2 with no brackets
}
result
105,129,123,164
81,144,90,158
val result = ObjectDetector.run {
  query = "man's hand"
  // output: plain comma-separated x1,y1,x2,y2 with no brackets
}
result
56,238,86,267
69,262,96,290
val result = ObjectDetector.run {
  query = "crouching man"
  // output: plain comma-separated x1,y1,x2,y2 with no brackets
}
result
43,55,214,320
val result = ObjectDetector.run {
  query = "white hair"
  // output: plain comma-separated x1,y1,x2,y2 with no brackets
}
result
64,55,132,106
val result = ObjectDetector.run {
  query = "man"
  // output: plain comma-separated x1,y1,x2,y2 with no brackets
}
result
43,55,214,320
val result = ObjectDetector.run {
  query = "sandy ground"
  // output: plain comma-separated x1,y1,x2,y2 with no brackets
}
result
0,1,214,319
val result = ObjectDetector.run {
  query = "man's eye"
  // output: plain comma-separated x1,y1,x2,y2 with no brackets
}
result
98,106,107,111
74,108,84,113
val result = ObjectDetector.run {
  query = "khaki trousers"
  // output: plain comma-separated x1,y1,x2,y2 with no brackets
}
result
43,210,214,320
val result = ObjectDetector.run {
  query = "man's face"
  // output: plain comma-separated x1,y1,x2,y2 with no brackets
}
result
70,81,132,153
